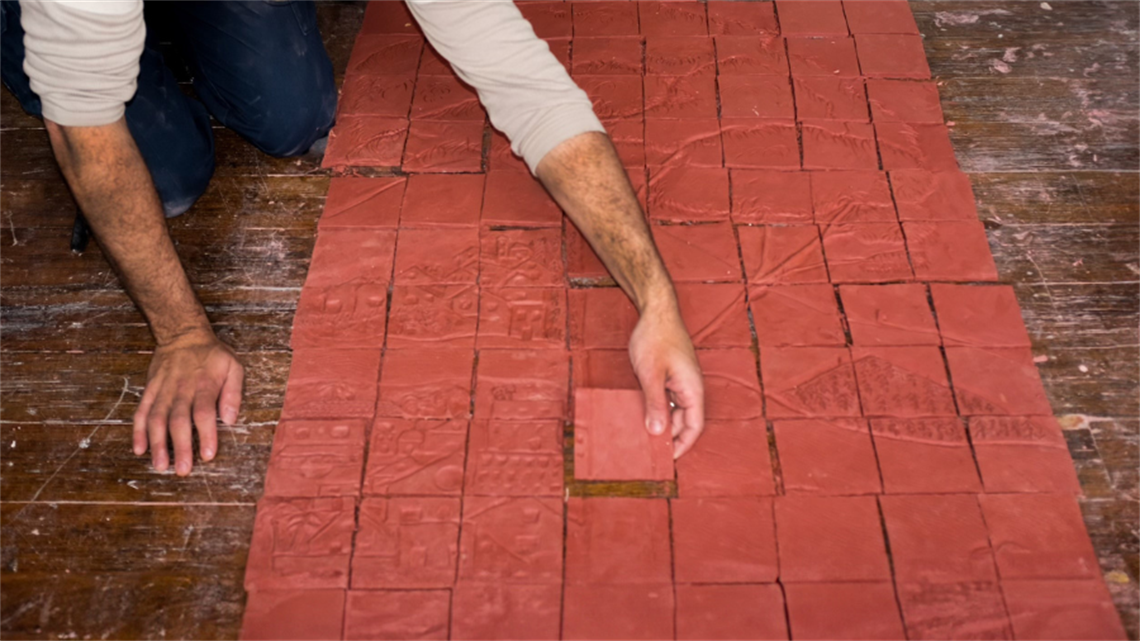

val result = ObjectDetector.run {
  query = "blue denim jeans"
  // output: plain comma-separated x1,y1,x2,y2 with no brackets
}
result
1,0,337,217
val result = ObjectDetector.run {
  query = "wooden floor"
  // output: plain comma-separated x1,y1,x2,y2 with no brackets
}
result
1,1,1137,638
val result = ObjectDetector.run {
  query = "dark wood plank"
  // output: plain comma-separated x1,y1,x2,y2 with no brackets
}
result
971,171,1139,225
1034,344,1140,418
987,222,1140,284
1014,282,1140,350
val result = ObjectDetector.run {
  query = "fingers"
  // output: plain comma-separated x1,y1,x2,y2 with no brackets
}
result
146,387,175,472
193,384,220,463
219,360,244,426
169,388,195,476
668,361,706,460
133,373,163,456
635,366,671,437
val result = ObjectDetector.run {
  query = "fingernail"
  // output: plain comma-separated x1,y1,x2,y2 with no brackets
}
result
177,461,190,475
202,447,215,461
223,408,237,424
647,418,665,435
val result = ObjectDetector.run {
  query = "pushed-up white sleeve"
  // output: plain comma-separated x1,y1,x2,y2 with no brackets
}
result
406,0,605,174
20,0,145,127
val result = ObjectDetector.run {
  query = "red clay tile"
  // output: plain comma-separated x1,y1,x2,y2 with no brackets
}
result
737,224,829,284
931,284,1031,347
840,283,940,346
565,222,610,281
890,169,979,221
451,583,561,641
652,222,742,282
376,348,474,419
402,120,484,172
572,2,640,37
361,0,421,35
843,0,920,34
638,1,708,36
802,121,879,170
572,36,644,76
708,1,778,34
762,347,862,418
821,222,913,283
786,37,860,77
946,347,1052,415
518,1,572,38
851,345,957,417
400,173,484,228
393,228,479,284
323,115,409,168
306,229,397,288
719,76,795,119
482,172,563,228
646,36,717,76
282,349,381,419
793,76,870,121
721,118,801,169
644,75,717,119
969,416,1080,494
474,349,569,420
866,79,944,123
545,37,572,72
647,165,730,221
698,349,765,420
240,589,346,641
573,388,673,481
676,282,752,348
604,118,648,168
905,220,998,281
676,419,775,497
565,498,672,584
363,418,468,496
347,35,423,76
338,73,416,118
811,170,896,223
676,584,788,641
480,229,564,288
876,122,959,171
352,497,460,588
575,74,645,119
897,582,1012,640
784,582,906,640
715,35,789,75
562,584,675,640
980,493,1100,579
776,495,891,581
244,497,355,590
263,419,367,498
478,287,567,349
1002,579,1128,641
321,176,404,229
487,128,529,173
419,44,452,76
673,497,779,582
882,494,997,583
572,348,639,391
777,0,849,35
292,283,388,350
568,287,638,349
458,496,563,583
344,590,449,641
411,75,485,121
870,417,981,493
774,418,881,494
856,34,931,79
731,171,813,224
387,284,478,348
465,419,563,496
644,118,721,167
749,284,846,347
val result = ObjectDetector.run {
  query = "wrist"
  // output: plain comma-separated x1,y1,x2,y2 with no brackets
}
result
635,280,681,318
154,322,216,349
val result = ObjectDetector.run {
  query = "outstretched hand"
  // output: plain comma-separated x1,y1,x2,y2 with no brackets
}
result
628,306,705,458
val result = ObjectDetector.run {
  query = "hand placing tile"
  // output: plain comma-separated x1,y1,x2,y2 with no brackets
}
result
573,388,673,480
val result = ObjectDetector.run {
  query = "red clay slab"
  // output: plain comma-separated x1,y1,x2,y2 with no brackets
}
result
821,222,913,283
647,165,730,221
282,349,381,419
761,347,862,418
721,118,801,169
786,36,860,77
1002,579,1128,641
418,44,451,76
465,419,563,497
840,283,939,346
708,1,778,34
968,416,1080,494
474,349,569,420
945,346,1052,415
676,418,775,497
411,75,484,121
775,495,891,582
482,172,563,228
905,220,999,281
856,34,931,79
451,583,561,641
458,496,563,583
565,222,610,281
866,79,944,124
565,498,672,584
715,35,789,75
240,589,346,641
644,118,722,167
698,348,765,420
784,582,906,641
731,170,813,225
646,36,716,76
644,75,718,119
575,74,645,120
573,388,673,481
376,348,474,419
488,129,531,173
244,496,355,591
568,287,638,349
400,173,484,228
305,228,396,288
360,0,420,35
323,115,408,168
263,419,367,498
477,287,568,349
480,228,564,288
562,584,674,640
676,584,788,641
719,75,795,119
402,120,484,172
802,120,879,170
572,348,639,391
320,176,404,229
672,497,779,583
774,418,881,494
545,37,572,72
897,581,1013,640
604,118,648,167
363,418,468,496
979,493,1101,579
811,170,896,223
291,282,388,350
352,497,460,588
572,36,644,76
877,122,958,170
346,34,423,76
776,0,849,35
572,2,639,37
851,345,957,417
738,224,829,285
344,590,449,641
517,1,572,38
890,169,979,221
749,284,846,347
652,222,742,282
793,76,870,121
676,282,752,348
843,0,920,34
393,228,479,284
881,494,998,583
931,284,1031,347
638,1,707,36
870,417,982,493
387,284,478,348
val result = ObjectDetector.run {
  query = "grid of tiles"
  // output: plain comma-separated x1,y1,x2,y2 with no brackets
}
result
240,2,1127,639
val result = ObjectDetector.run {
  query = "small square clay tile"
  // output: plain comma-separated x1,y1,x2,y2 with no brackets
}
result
777,0,849,35
968,416,1080,494
306,229,397,289
352,497,461,589
263,419,367,498
568,287,638,349
376,348,474,419
676,584,788,641
646,36,717,76
843,0,920,34
573,2,640,37
401,120,484,173
775,495,891,582
980,493,1101,580
821,222,913,283
945,336,1053,411
652,222,742,282
488,129,530,173
644,75,718,119
1001,579,1129,641
786,37,861,77
361,0,420,35
562,584,675,640
400,173,484,228
793,76,870,121
866,79,944,124
517,1,572,38
575,74,645,120
573,388,674,481
545,37,573,72
855,34,931,79
565,222,610,281
292,283,388,350
731,171,813,225
749,284,846,347
784,582,906,640
282,349,381,419
244,497,355,591
811,170,896,223
715,35,789,75
566,498,672,585
638,1,708,36
322,116,409,168
737,224,829,285
673,497,779,582
344,590,449,641
676,418,775,497
320,177,404,230
930,284,1031,347
419,44,452,76
572,348,640,391
465,419,563,496
896,582,1013,641
774,418,881,494
458,496,563,583
802,121,879,170
871,417,982,493
337,73,416,118
761,347,862,418
451,583,561,640
644,118,722,167
697,349,765,420
881,494,998,583
240,589,346,641
676,282,753,348
346,35,424,76
478,287,567,349
387,284,478,348
393,228,480,284
905,220,999,281
482,172,563,228
890,169,979,222
876,122,959,171
708,1,778,35
604,118,648,168
363,418,468,496
647,165,731,222
851,345,957,417
840,283,940,346
410,75,485,121
721,118,801,170
573,36,644,76
474,349,569,420
480,228,565,288
719,75,795,119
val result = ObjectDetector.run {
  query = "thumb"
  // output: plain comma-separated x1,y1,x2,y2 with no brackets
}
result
640,370,671,436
